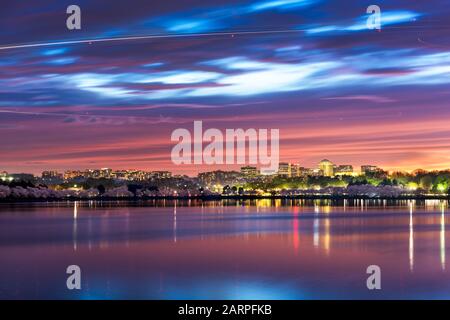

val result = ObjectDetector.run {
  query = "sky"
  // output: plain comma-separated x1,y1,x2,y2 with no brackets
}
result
1,0,450,175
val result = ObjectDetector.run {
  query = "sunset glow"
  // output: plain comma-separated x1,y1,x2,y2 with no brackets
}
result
1,0,450,174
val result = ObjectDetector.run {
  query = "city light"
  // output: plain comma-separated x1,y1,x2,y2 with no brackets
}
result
1,159,449,200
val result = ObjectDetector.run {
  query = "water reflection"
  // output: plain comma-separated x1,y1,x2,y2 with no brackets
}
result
409,201,414,272
441,202,446,270
173,202,177,243
313,204,319,248
73,201,78,251
1,199,450,299
292,206,299,251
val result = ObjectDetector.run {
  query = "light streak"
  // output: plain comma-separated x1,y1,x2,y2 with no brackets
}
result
0,29,304,51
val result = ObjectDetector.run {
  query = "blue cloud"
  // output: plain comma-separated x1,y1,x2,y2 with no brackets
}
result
306,10,421,34
41,48,68,56
152,0,318,34
249,0,317,12
166,19,216,33
142,62,165,68
46,57,78,65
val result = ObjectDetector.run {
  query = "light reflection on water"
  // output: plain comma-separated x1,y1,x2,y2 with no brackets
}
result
1,199,450,299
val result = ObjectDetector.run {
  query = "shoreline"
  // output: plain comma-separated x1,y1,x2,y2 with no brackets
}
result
1,194,449,204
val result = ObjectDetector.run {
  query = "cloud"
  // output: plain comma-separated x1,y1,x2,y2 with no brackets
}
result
166,19,217,33
46,57,78,65
135,70,223,84
41,48,68,56
153,0,319,34
249,0,317,12
306,10,421,34
5,46,450,105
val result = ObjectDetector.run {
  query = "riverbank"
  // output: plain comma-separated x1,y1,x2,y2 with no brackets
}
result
1,194,449,203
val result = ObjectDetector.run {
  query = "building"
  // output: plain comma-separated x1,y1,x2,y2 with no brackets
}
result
0,171,13,182
42,171,63,179
111,170,129,180
240,166,258,177
335,165,354,176
319,159,335,177
361,165,383,175
64,170,84,180
278,162,291,177
149,171,172,180
98,168,112,178
198,170,242,187
41,171,63,184
290,164,302,177
83,168,112,179
301,167,315,177
311,168,324,176
112,170,153,181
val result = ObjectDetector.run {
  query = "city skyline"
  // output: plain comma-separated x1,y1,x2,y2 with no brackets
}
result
0,159,442,179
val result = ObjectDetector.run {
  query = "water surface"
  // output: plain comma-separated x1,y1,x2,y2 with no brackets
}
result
1,199,449,299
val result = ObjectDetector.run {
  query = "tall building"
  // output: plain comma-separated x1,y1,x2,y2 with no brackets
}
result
290,164,303,177
319,159,335,177
278,162,291,177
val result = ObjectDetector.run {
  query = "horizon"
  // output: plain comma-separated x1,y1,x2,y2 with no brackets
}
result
2,161,449,177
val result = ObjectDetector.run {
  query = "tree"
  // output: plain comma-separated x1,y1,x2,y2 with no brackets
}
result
419,176,433,191
97,184,106,194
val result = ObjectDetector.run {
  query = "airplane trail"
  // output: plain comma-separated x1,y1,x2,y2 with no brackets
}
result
0,25,434,51
0,29,304,51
